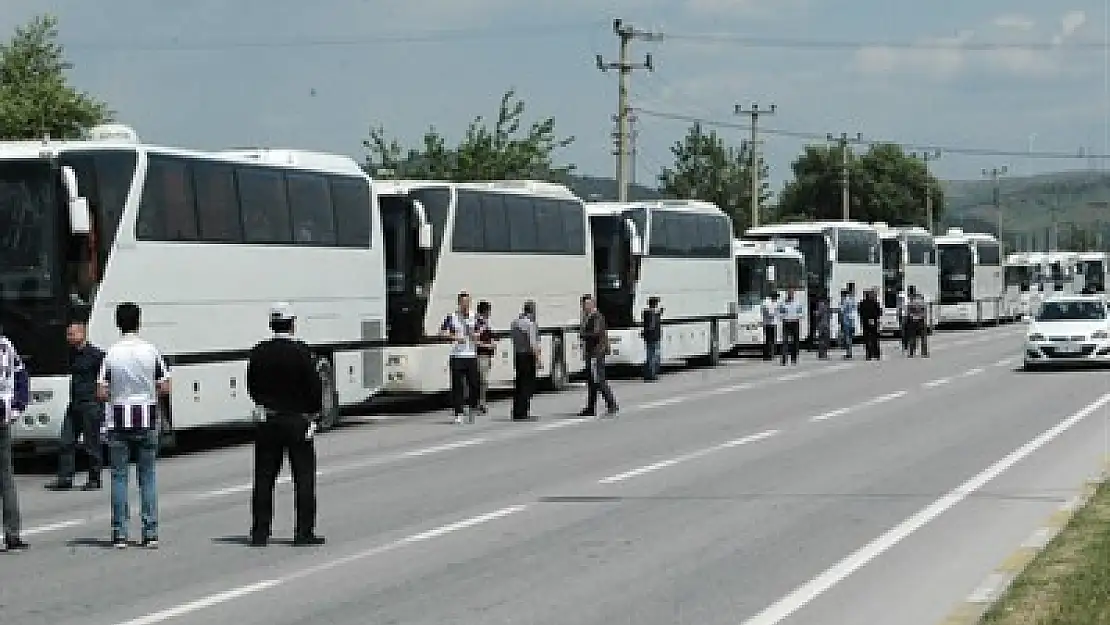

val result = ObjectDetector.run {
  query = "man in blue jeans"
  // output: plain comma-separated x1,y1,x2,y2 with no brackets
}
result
96,302,171,549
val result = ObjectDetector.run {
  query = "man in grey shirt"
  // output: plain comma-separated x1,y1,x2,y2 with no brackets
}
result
510,300,541,420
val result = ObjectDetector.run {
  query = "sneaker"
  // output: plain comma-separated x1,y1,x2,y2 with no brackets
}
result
142,536,159,549
577,409,595,417
453,413,464,425
292,534,326,547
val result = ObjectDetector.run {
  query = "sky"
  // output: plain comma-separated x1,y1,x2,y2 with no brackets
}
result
3,0,1110,194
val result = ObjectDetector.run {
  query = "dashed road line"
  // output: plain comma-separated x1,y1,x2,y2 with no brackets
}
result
597,429,780,484
922,377,951,389
809,391,908,423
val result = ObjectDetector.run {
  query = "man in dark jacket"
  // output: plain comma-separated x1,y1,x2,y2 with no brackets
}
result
246,302,325,548
578,294,618,418
641,296,662,381
859,288,883,360
46,317,106,491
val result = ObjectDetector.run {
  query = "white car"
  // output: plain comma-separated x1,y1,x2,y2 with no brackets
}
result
1024,294,1110,370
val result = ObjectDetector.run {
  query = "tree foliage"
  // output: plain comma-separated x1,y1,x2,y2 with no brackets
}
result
0,14,112,140
658,122,770,235
776,142,945,228
363,89,575,181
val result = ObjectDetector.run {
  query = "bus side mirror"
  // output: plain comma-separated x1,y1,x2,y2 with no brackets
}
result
629,234,643,256
62,166,92,235
417,223,433,250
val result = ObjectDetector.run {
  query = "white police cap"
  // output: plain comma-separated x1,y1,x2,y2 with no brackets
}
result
269,301,295,322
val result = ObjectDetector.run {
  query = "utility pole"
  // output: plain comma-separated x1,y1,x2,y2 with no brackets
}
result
597,19,660,202
982,165,1008,250
735,103,776,228
911,150,941,235
827,132,863,221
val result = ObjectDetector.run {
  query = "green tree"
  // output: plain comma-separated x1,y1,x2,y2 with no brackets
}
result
776,142,944,228
658,122,770,235
363,89,575,181
0,14,112,140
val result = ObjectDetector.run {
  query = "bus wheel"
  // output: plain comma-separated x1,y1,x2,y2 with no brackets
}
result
157,394,176,457
315,355,341,433
547,335,569,391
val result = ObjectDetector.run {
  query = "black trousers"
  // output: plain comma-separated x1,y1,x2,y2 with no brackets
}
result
56,401,103,484
449,356,480,415
512,352,537,419
762,325,777,360
251,417,316,540
863,321,881,359
584,354,617,414
781,321,801,364
907,319,929,356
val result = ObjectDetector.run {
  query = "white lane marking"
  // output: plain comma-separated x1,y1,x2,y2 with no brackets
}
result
395,438,487,460
776,371,812,382
963,367,985,377
115,504,529,625
638,396,692,410
966,572,1011,604
739,389,1110,625
922,377,951,389
536,418,590,431
22,519,84,536
993,357,1016,367
597,430,779,484
809,391,907,423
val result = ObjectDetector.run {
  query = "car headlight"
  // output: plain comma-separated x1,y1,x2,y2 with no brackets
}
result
1028,333,1046,341
1092,331,1109,339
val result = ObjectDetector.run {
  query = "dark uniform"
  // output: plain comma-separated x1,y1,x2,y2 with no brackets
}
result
859,291,882,360
245,302,325,547
48,339,105,490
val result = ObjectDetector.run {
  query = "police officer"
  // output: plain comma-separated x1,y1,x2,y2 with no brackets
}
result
245,302,325,548
46,317,106,491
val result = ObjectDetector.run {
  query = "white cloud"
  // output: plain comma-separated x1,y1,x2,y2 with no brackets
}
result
684,0,804,18
854,9,1093,81
992,14,1036,31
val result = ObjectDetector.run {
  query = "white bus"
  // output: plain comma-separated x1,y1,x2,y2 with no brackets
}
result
1004,252,1039,318
744,221,882,342
733,238,809,349
586,200,737,368
1076,251,1109,294
875,223,938,335
375,180,590,396
2,124,387,454
935,228,1004,326
1042,251,1083,294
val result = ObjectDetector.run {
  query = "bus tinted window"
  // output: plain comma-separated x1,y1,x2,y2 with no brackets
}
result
906,236,934,264
192,162,241,242
559,200,586,254
137,156,197,241
479,193,510,252
648,211,731,258
505,195,539,252
330,177,372,248
237,167,292,244
736,256,766,305
287,173,337,246
451,190,483,251
534,199,564,253
836,228,876,263
59,150,137,270
977,242,1001,265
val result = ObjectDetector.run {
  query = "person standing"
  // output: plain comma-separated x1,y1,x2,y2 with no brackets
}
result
814,291,831,359
839,287,857,359
46,318,106,491
779,289,804,365
896,288,910,353
474,300,494,416
96,302,171,549
761,292,780,361
438,292,480,424
0,327,29,552
859,289,883,360
509,300,540,420
245,302,326,548
578,294,618,418
641,296,663,381
904,285,930,358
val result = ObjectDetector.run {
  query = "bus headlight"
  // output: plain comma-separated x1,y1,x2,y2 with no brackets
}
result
36,413,49,425
1093,330,1109,340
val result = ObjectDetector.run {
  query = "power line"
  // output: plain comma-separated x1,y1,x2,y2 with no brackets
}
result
632,107,1110,160
62,21,606,51
659,33,1110,52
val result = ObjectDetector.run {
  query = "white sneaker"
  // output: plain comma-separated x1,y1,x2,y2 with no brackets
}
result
453,414,464,425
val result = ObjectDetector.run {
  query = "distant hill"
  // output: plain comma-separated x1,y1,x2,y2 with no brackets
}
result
941,170,1110,247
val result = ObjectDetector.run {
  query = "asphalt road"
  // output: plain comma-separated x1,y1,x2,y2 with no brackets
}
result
4,324,1109,625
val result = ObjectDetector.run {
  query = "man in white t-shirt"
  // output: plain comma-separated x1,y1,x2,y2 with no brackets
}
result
438,291,480,424
96,302,171,549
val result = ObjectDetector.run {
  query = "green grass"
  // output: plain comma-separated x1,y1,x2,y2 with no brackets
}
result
980,479,1110,625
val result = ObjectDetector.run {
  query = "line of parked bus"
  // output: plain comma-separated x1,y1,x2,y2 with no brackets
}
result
3,126,1087,455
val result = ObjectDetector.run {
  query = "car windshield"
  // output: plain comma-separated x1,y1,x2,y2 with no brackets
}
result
1035,300,1107,322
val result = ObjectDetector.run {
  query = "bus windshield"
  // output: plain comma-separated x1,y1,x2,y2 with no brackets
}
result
939,243,972,303
1080,260,1106,292
736,255,766,306
0,160,60,301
